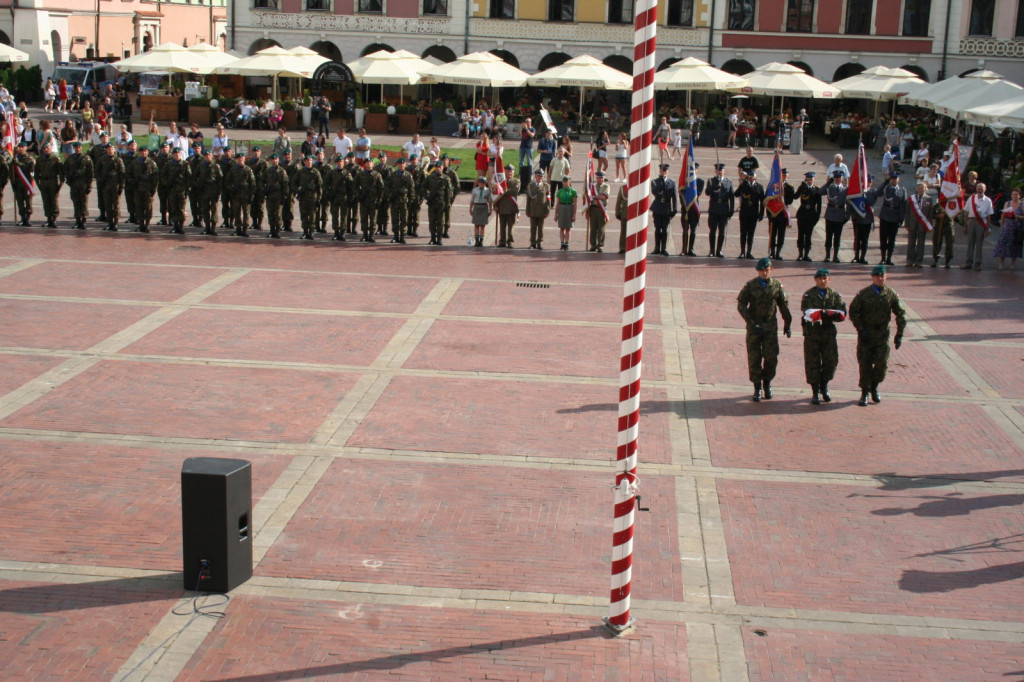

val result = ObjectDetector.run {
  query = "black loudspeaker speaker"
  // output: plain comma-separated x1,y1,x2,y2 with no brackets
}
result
181,457,253,593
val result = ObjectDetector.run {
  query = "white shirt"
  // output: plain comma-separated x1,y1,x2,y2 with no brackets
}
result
966,193,993,221
826,162,850,179
332,134,352,158
402,139,425,160
168,132,189,155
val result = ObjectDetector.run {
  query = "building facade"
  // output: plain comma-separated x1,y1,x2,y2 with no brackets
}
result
0,0,226,78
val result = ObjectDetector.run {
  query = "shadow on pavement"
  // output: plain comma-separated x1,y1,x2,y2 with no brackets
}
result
0,573,183,613
898,562,1024,593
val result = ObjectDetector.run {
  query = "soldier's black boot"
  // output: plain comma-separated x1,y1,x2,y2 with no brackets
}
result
811,384,821,405
858,390,869,406
715,233,725,257
107,221,118,232
944,257,951,269
763,381,773,400
139,223,150,233
821,382,832,403
159,213,167,225
752,381,762,402
870,384,881,404
931,257,939,268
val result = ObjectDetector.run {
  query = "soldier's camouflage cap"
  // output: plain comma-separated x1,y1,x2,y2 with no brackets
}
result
756,257,772,270
872,265,886,276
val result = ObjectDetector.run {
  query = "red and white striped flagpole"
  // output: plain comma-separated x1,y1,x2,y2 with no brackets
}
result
604,0,657,636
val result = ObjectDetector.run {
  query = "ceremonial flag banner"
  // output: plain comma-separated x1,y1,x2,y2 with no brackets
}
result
847,141,870,219
4,109,15,154
679,136,699,216
940,140,964,218
765,150,785,218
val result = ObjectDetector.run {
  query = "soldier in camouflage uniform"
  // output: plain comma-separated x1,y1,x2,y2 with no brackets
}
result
312,150,331,233
356,161,383,242
385,157,415,244
345,153,359,234
196,150,223,236
121,140,139,224
441,154,459,238
11,141,36,226
154,141,172,225
261,154,288,239
375,151,392,236
33,141,63,227
280,149,297,231
64,141,93,229
423,161,452,246
131,146,159,233
737,257,793,402
0,148,10,225
89,131,110,222
162,147,191,234
246,146,267,231
217,147,234,231
95,143,125,231
294,155,323,240
188,143,205,227
226,152,256,237
800,268,847,405
848,264,907,406
324,155,350,241
406,154,424,237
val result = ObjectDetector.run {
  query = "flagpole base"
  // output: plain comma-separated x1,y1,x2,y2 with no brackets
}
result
602,616,636,637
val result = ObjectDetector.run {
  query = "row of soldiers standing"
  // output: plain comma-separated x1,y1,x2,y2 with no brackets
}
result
0,137,461,243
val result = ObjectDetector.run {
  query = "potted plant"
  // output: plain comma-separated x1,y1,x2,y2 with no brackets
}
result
301,89,314,129
280,98,298,130
188,97,212,126
395,104,418,135
365,102,388,134
354,90,365,129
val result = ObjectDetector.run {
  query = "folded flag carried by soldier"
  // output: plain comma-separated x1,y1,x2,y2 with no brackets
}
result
940,140,964,218
679,136,699,219
847,140,870,220
764,149,787,220
803,308,848,323
493,155,516,209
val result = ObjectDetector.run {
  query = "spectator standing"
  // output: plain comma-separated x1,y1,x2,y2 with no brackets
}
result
519,117,536,169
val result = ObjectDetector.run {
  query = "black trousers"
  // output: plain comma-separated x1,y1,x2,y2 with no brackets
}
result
796,215,816,254
738,215,759,255
708,213,728,254
824,220,845,257
852,222,871,258
769,214,788,254
879,219,900,257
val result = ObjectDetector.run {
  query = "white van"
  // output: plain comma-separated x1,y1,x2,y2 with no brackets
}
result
51,62,119,96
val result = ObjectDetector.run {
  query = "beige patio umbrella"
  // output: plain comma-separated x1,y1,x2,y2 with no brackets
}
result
654,56,747,110
346,49,432,104
215,45,327,101
932,77,1023,118
963,94,1024,131
527,54,631,120
730,62,837,119
898,70,1004,108
186,42,239,74
420,51,529,106
833,65,925,119
0,42,29,63
112,41,209,74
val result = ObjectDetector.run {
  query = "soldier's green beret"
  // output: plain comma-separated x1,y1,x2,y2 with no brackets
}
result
268,153,278,159
283,149,292,155
396,157,406,164
161,141,171,148
378,150,387,158
434,161,443,168
304,154,314,160
814,269,830,278
16,140,26,147
408,154,417,160
345,152,355,158
71,141,82,148
252,146,261,152
756,257,772,270
872,264,886,276
440,154,449,160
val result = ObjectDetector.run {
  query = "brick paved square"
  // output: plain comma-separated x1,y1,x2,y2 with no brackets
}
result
743,627,1024,681
205,270,439,314
720,479,1024,621
442,279,662,325
2,360,358,443
949,344,1024,399
404,319,665,380
701,389,1022,479
121,309,405,367
0,578,181,680
0,299,156,351
679,290,750,330
0,439,290,567
259,460,683,600
0,354,64,396
689,331,965,396
181,597,689,681
347,376,672,463
904,295,1024,343
0,261,227,302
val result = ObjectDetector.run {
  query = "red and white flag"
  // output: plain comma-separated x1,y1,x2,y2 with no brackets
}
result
584,151,608,220
940,140,964,218
803,309,848,323
4,108,16,155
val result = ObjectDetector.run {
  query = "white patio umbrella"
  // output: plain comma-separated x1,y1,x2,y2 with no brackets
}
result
215,45,327,101
0,42,29,63
731,62,837,115
186,42,239,73
527,54,631,119
899,70,1004,108
932,78,1024,118
420,51,529,106
654,57,747,110
833,65,925,120
113,42,209,74
962,94,1024,131
346,50,432,104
